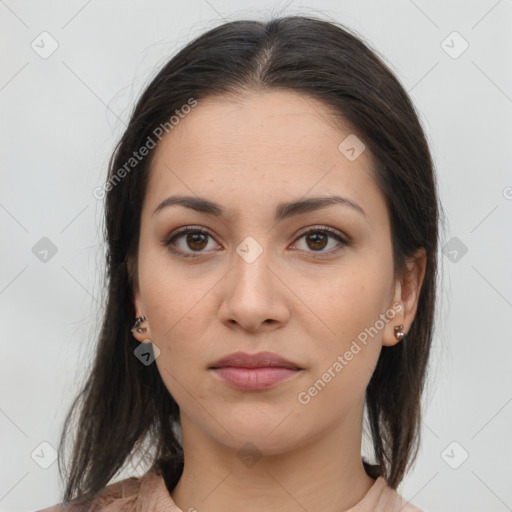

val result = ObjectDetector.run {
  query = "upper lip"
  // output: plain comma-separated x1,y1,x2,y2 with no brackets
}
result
209,351,302,370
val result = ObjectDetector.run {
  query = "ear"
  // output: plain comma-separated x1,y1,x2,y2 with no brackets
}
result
127,256,152,344
382,248,427,347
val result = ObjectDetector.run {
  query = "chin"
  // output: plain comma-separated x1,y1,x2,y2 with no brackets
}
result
207,409,308,451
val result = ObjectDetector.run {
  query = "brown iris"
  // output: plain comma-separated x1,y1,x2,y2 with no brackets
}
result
186,232,208,251
306,232,328,251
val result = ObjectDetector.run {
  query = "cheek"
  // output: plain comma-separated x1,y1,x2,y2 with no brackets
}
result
310,264,392,342
137,269,214,402
295,275,387,418
303,255,393,386
149,298,211,408
138,245,210,339
294,356,376,435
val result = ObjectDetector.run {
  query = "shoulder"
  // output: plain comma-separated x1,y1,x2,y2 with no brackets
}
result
399,497,424,512
37,474,143,512
358,476,424,512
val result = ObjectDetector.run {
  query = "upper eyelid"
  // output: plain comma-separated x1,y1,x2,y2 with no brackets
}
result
294,225,347,240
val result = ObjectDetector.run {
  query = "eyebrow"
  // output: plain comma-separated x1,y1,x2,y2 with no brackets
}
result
153,194,367,222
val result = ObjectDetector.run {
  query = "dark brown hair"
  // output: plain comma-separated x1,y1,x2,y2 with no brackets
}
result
58,14,441,502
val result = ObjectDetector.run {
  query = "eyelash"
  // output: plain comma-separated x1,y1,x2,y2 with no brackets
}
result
162,225,349,259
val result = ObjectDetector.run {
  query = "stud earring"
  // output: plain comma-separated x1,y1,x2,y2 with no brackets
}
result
131,315,147,334
394,324,405,341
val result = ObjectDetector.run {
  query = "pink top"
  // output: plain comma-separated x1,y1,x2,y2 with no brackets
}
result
38,467,423,512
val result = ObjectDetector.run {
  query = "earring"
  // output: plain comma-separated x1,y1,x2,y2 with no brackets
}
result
132,315,147,334
394,324,405,341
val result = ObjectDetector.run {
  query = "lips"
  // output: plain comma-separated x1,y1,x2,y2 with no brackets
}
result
209,351,303,390
209,351,302,370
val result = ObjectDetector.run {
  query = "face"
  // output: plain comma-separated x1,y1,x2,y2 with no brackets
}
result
131,90,418,455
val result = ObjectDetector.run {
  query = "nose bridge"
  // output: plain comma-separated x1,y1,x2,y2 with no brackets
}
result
218,233,289,330
231,234,274,298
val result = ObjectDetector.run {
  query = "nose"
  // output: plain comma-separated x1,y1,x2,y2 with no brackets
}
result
217,241,290,333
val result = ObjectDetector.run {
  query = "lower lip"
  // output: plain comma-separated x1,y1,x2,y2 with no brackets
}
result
210,366,301,390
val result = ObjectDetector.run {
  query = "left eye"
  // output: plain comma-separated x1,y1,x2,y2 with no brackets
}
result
292,227,348,256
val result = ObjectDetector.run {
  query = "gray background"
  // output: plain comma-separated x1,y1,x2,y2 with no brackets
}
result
1,1,511,511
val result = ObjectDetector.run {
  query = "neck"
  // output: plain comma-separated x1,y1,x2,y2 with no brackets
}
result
170,403,375,512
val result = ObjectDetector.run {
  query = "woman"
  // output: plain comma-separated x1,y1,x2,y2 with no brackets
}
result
39,14,440,512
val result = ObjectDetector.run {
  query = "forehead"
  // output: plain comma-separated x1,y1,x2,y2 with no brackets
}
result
157,89,361,161
144,90,386,224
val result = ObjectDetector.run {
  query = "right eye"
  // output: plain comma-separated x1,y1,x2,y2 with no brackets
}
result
163,226,221,258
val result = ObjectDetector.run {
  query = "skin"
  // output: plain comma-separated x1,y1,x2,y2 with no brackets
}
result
131,89,426,512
